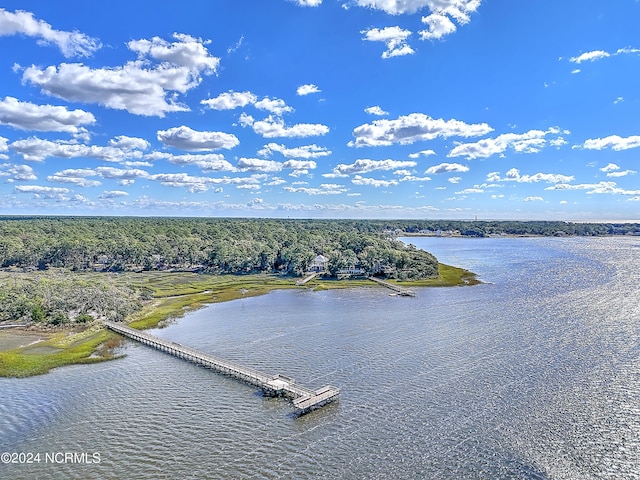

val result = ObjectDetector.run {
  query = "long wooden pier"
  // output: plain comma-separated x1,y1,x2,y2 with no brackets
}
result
367,277,415,297
103,321,339,415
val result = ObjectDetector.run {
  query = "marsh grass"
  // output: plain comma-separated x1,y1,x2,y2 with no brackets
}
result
1,265,477,377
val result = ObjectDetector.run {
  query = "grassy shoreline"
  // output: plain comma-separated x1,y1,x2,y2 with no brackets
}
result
0,263,478,378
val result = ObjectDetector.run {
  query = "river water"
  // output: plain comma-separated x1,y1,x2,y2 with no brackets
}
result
1,237,639,479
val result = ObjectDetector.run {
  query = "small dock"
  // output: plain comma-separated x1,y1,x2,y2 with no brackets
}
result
296,272,319,285
104,321,339,415
367,277,415,297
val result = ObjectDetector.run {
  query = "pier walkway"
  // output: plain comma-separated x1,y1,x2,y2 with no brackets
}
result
367,277,415,297
296,272,319,285
103,321,339,415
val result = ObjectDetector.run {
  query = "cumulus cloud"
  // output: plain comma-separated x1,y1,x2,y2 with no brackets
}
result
237,158,283,172
201,91,257,110
486,168,573,184
0,163,37,181
353,0,481,16
148,152,234,172
297,84,321,96
257,142,331,159
157,126,239,151
254,97,293,115
99,190,129,199
47,169,102,187
425,162,469,174
569,47,640,64
365,106,389,116
523,196,544,202
15,185,70,195
248,115,329,138
284,184,347,195
448,127,568,159
354,1,481,42
328,159,416,177
599,164,636,178
148,172,266,193
351,113,492,147
0,8,100,57
201,91,292,115
420,13,457,40
0,96,95,135
361,26,414,59
9,136,148,162
352,175,398,187
21,33,220,117
545,181,640,196
109,135,150,151
578,135,640,151
283,159,317,176
408,149,436,158
291,0,323,6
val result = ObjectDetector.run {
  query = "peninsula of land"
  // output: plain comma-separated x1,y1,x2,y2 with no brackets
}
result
0,217,479,377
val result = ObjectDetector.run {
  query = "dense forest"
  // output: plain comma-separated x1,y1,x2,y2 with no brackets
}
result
0,217,439,279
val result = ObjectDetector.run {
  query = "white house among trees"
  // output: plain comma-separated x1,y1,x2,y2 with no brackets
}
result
309,254,328,272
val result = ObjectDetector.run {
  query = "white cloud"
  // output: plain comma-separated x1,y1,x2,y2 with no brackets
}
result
398,175,431,182
329,159,416,176
351,113,492,147
109,135,150,151
578,135,640,151
545,181,640,196
0,163,37,181
352,175,398,187
0,8,100,57
99,190,129,199
149,152,235,172
365,106,389,116
15,185,70,195
284,184,347,195
0,96,95,136
254,97,293,115
291,0,323,6
21,33,219,117
425,162,469,174
127,33,219,72
455,187,483,194
47,168,101,187
409,149,436,158
420,13,457,40
95,167,150,180
569,50,610,64
569,47,640,65
448,176,461,183
600,163,620,172
9,137,146,162
523,196,544,202
283,159,317,176
257,142,331,159
237,157,283,172
607,170,636,178
353,0,481,16
201,91,292,115
297,84,321,96
486,168,573,184
249,115,329,138
157,126,239,151
361,26,414,59
201,91,257,110
448,127,568,159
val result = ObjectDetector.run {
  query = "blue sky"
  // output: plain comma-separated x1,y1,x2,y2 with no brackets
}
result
0,0,639,220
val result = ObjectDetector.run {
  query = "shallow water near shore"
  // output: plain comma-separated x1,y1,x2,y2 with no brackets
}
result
1,236,639,479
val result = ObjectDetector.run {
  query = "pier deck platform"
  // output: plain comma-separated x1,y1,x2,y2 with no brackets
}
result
104,321,338,415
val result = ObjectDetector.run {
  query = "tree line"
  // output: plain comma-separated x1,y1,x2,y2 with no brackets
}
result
0,217,438,280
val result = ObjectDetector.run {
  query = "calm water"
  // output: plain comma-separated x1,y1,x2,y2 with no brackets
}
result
1,237,639,479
